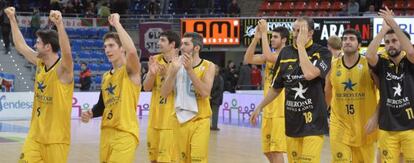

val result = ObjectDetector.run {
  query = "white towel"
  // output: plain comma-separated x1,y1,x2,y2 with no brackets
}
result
175,64,198,123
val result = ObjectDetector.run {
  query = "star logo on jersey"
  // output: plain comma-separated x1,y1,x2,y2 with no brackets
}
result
392,83,402,97
341,78,357,91
291,82,308,100
105,83,117,95
37,81,47,93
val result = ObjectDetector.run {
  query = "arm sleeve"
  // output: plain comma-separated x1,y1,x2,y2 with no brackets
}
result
369,54,382,75
92,91,105,118
314,47,332,78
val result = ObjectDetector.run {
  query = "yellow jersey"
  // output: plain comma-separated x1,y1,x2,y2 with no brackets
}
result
101,65,141,141
193,59,213,119
263,59,285,118
148,54,176,129
29,59,74,144
330,55,378,146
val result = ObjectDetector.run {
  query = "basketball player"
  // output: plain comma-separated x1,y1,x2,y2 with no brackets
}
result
244,19,288,163
80,13,142,163
5,7,74,162
250,17,332,163
143,30,180,163
327,35,343,60
160,32,215,163
366,7,414,163
325,29,378,162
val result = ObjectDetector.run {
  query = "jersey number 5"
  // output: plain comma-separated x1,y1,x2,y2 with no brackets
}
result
346,104,355,115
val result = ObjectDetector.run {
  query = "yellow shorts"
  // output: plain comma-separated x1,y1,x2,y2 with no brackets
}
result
286,135,324,163
19,138,69,163
261,117,287,153
100,128,139,163
330,137,375,163
147,127,178,162
177,118,210,163
379,129,414,162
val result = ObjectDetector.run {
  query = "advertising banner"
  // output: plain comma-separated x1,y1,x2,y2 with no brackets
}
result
373,17,414,44
181,18,240,45
313,18,373,46
0,92,265,121
17,16,83,28
139,22,172,58
241,18,296,46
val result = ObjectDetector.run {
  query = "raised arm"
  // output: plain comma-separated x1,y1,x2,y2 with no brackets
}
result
243,26,266,65
4,7,38,64
49,10,73,84
109,13,141,85
380,7,414,63
259,19,278,63
297,25,321,80
366,21,389,67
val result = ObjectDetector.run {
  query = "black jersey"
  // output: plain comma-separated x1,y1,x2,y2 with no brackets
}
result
272,41,331,137
370,52,414,131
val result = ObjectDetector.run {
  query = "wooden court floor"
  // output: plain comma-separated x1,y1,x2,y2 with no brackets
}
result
0,117,333,163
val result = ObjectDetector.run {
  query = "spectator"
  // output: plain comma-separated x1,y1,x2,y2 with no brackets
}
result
251,64,261,90
237,61,252,90
1,4,11,54
347,0,359,16
30,8,41,40
98,2,110,17
327,35,343,59
363,4,377,16
227,0,240,17
146,0,159,18
79,62,92,91
210,64,224,131
224,61,238,93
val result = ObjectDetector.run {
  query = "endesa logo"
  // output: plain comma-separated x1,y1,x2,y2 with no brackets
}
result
0,95,33,112
181,19,240,45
